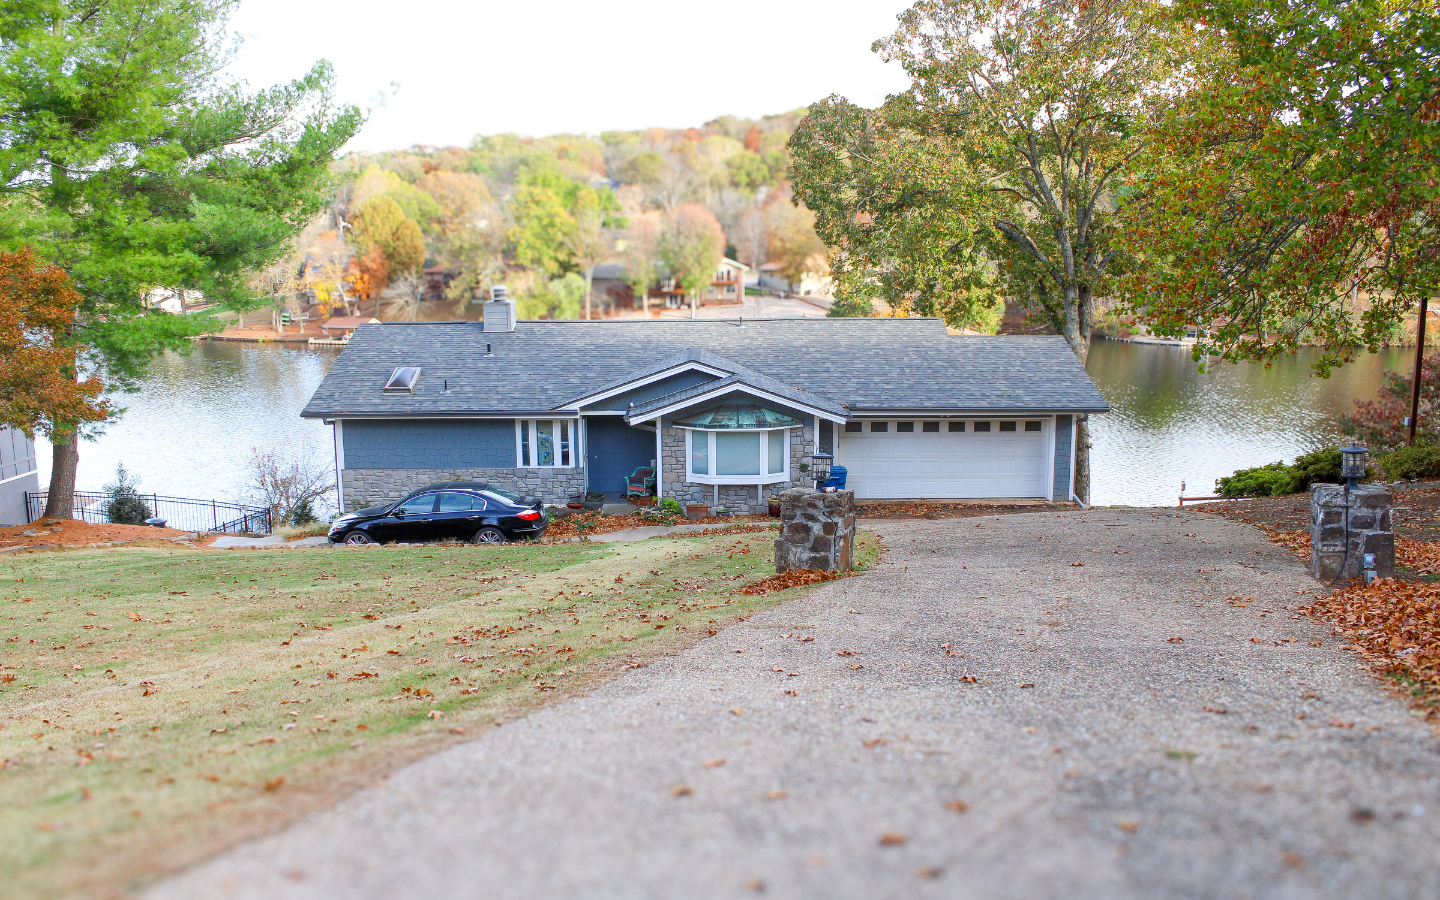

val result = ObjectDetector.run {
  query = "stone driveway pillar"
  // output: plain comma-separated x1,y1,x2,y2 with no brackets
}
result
1309,483,1394,582
775,488,856,572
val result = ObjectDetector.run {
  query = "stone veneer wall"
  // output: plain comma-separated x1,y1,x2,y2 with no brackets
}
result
658,424,814,515
342,467,585,512
1309,483,1395,581
774,488,856,572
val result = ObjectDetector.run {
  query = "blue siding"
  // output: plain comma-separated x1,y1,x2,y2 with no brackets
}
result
1053,415,1073,500
581,371,717,411
585,417,656,500
344,419,516,469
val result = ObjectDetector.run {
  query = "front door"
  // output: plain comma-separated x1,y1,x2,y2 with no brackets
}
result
585,418,657,501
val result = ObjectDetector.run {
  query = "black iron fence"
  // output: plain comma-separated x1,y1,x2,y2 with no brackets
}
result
24,491,272,535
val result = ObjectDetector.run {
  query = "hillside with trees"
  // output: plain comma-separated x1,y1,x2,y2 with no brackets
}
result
273,111,832,323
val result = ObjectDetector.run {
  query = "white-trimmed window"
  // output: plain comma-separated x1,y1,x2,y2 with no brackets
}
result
517,419,575,468
685,428,789,484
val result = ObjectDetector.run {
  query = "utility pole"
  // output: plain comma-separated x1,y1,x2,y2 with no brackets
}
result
1409,295,1429,445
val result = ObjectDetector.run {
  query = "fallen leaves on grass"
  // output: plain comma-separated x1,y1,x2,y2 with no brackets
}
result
738,568,849,595
1397,538,1440,574
1300,577,1440,719
879,832,907,846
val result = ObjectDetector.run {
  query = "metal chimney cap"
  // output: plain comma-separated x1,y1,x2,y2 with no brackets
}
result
490,284,510,302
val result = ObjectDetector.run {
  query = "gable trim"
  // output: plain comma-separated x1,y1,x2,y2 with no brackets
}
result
558,362,729,411
626,383,848,425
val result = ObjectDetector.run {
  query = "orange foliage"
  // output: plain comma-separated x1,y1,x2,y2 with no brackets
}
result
346,245,389,301
0,248,109,436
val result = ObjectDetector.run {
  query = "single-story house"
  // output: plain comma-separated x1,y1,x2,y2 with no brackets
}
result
0,426,39,526
300,297,1108,513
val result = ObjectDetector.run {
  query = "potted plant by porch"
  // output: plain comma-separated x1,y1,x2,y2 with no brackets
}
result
583,492,605,511
685,503,710,521
768,496,782,517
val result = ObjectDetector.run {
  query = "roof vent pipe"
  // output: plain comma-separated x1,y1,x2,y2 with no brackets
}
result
484,284,516,333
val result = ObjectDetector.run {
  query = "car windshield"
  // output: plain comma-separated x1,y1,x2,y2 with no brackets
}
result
479,485,525,504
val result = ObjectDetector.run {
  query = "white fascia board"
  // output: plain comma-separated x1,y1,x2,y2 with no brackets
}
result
628,384,847,425
557,363,730,411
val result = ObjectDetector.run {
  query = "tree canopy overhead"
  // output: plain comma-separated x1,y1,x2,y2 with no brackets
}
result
1120,0,1440,373
790,0,1187,500
0,0,362,514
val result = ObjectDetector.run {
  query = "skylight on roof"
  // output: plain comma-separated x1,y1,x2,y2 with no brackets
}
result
383,366,421,392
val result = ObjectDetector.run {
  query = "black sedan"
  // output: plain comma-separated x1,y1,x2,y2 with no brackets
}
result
328,482,547,545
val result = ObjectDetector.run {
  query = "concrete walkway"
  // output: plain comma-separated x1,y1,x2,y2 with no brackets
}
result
584,520,774,543
207,535,330,549
146,510,1439,900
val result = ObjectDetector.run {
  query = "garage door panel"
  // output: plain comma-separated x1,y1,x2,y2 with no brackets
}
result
838,424,1049,499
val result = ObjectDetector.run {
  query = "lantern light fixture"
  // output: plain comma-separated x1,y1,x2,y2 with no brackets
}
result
807,452,834,490
1340,445,1369,487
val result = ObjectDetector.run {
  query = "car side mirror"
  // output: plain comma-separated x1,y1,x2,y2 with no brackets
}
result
392,509,406,517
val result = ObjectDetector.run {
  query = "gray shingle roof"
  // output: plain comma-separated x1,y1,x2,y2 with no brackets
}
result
625,371,849,421
300,318,1109,419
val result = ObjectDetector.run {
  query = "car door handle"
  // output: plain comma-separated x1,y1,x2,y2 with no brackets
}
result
466,516,479,521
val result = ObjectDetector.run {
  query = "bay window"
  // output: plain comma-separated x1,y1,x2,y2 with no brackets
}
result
517,419,575,467
685,428,790,483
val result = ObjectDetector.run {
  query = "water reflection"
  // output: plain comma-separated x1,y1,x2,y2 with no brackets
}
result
1087,340,1408,507
37,342,340,508
34,337,1412,511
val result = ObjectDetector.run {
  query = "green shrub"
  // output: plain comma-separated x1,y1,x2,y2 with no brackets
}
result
1216,447,1357,497
658,497,683,515
1216,462,1298,497
1378,442,1440,480
286,498,317,526
1289,448,1344,491
103,463,151,525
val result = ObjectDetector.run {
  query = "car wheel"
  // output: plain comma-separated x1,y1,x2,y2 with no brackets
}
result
472,527,506,545
344,531,375,545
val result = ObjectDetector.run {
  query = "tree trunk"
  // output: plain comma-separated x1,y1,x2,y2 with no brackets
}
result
690,291,696,319
1061,282,1093,505
42,430,79,520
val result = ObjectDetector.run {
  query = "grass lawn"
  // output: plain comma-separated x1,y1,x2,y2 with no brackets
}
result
1,529,880,899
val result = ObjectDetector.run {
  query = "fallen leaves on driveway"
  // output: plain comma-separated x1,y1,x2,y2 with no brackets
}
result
738,568,850,595
1300,577,1440,720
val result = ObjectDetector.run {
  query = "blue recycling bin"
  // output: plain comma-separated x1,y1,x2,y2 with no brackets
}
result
824,465,847,490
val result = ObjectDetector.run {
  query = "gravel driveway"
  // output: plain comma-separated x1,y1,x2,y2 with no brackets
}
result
146,509,1440,900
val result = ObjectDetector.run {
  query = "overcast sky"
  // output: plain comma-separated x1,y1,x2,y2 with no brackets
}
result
224,0,915,152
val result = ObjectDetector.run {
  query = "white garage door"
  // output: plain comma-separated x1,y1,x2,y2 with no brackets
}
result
836,419,1051,500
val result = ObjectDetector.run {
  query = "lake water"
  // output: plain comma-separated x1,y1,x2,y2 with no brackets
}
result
36,337,1414,510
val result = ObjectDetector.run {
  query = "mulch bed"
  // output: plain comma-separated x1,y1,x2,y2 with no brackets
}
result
542,510,773,540
0,518,191,550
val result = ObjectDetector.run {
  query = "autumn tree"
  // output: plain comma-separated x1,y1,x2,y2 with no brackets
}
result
0,0,361,516
0,249,110,445
621,212,663,313
658,204,726,318
1119,0,1440,374
790,0,1183,501
764,201,830,293
1342,352,1440,451
350,196,426,279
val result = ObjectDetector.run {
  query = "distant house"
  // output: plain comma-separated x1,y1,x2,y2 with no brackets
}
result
701,258,750,305
757,261,833,298
321,316,382,339
144,288,207,314
0,426,39,526
590,258,753,312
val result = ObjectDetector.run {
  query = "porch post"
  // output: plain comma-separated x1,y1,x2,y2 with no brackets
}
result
654,425,663,503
